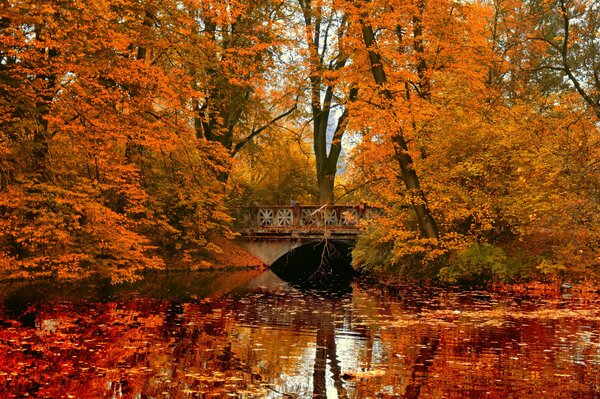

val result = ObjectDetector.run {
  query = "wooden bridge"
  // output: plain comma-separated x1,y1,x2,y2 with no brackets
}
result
237,204,381,266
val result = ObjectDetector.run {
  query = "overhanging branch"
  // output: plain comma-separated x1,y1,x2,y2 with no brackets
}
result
232,103,298,156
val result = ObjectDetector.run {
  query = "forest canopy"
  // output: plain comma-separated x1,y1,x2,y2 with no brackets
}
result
0,0,598,284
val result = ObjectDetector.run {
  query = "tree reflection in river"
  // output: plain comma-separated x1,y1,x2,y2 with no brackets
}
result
1,271,600,398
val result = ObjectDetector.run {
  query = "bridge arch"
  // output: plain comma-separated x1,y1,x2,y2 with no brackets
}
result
271,238,353,263
236,204,379,285
238,238,355,285
269,240,355,285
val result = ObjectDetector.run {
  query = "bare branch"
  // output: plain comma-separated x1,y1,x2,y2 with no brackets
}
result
232,103,298,155
559,0,598,114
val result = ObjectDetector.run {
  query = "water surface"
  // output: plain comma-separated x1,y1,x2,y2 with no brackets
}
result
1,271,599,398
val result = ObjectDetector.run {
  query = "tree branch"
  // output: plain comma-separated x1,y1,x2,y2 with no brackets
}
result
559,0,598,114
333,176,387,203
232,103,297,156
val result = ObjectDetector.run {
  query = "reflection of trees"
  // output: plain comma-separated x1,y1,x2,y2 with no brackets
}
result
402,335,440,399
4,284,600,398
313,311,348,399
228,289,358,398
0,297,265,398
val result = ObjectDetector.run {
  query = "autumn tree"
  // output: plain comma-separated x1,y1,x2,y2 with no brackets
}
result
345,0,511,276
343,0,476,243
0,0,231,282
229,124,318,207
479,0,600,279
347,0,599,283
290,0,357,204
350,3,439,240
185,0,298,164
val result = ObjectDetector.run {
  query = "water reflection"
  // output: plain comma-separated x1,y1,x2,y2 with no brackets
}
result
269,241,355,293
1,271,600,398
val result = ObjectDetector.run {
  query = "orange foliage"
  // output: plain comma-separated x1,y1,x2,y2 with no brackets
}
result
205,237,264,270
342,0,599,281
0,0,233,282
0,0,597,283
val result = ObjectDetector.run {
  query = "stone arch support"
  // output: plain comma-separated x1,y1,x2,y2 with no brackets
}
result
236,238,311,266
236,238,355,267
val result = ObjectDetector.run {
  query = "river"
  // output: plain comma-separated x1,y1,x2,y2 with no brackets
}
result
1,270,599,398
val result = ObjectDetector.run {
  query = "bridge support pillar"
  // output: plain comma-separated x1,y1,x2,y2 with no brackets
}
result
236,239,304,266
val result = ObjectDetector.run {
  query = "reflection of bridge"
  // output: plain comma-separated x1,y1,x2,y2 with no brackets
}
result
237,205,380,266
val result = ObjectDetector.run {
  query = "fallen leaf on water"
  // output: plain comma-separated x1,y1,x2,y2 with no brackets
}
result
340,369,385,380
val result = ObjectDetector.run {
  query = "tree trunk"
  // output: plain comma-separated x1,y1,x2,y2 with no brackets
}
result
391,135,439,239
31,27,58,178
299,0,354,205
359,21,439,240
318,171,335,204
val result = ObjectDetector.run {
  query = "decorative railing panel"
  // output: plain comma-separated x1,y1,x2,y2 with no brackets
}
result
246,205,381,229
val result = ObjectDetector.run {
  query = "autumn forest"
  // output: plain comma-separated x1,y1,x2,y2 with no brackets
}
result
0,0,598,285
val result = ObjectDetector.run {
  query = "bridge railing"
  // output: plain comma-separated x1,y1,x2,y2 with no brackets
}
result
243,205,382,229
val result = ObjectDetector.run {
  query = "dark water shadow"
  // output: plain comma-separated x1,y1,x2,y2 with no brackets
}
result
0,270,261,327
269,240,355,296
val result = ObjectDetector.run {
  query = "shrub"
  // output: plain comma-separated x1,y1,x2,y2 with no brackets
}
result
438,243,507,286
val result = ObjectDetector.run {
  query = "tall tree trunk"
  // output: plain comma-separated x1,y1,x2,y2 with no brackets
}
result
314,108,337,204
359,21,439,240
412,0,430,100
31,26,58,178
318,170,335,204
299,0,353,204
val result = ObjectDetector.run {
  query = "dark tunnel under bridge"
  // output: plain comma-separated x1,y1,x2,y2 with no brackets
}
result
238,238,355,289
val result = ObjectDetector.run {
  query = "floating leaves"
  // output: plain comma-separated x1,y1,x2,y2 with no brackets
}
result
1,275,600,398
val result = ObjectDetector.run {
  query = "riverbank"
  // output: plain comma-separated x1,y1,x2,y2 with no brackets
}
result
355,271,600,300
165,237,265,272
0,237,265,285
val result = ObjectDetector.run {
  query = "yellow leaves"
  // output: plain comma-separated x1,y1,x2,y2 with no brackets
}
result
230,126,316,205
348,0,598,279
536,260,566,276
0,0,236,276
